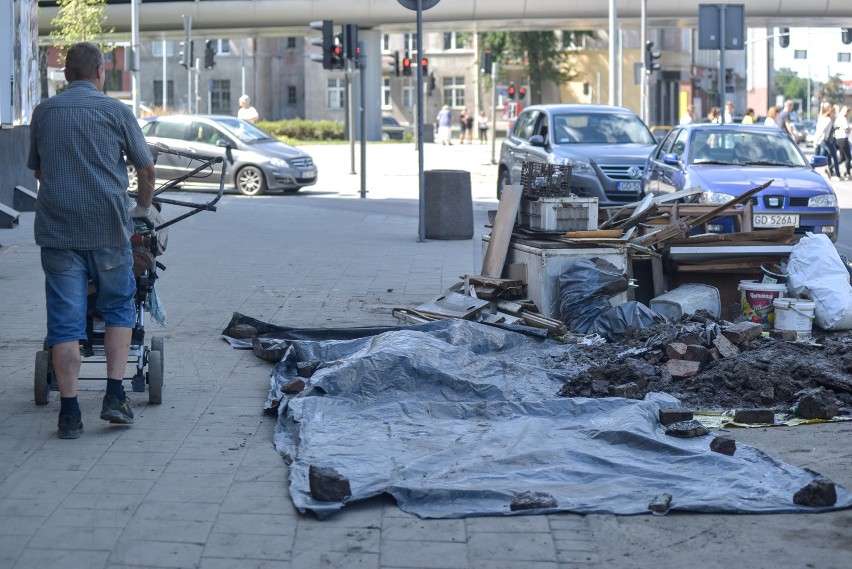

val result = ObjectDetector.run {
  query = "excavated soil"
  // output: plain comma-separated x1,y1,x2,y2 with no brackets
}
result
557,315,852,413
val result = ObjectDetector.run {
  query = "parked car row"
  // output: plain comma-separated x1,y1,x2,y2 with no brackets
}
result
497,104,839,242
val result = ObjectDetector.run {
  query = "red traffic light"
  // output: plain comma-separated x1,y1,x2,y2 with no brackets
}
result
333,45,343,56
508,82,516,99
402,56,412,76
421,57,428,67
518,87,527,100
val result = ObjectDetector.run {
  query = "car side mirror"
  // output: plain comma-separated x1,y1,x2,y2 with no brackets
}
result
528,134,546,147
811,155,828,168
663,153,680,166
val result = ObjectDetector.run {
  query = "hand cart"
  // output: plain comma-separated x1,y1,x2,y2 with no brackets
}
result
34,144,228,405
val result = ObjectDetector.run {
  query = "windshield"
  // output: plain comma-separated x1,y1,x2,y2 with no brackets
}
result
214,117,275,143
688,128,808,167
551,112,655,145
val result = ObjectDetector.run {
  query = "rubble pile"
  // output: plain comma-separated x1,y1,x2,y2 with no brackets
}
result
557,313,852,414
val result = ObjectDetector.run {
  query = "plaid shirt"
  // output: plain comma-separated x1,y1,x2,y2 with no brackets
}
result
28,81,153,250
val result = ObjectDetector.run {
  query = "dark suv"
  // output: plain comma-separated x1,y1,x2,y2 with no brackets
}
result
497,104,657,204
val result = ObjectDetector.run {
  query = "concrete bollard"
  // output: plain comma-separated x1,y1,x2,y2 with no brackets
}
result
424,169,473,240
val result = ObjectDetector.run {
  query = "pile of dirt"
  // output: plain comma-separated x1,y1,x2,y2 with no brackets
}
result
557,314,852,414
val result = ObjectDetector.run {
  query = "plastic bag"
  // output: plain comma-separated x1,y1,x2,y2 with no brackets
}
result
590,301,666,341
786,232,852,330
558,257,629,333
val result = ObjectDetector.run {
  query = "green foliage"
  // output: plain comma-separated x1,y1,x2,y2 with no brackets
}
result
820,74,846,105
774,67,808,102
50,0,114,62
480,31,594,105
256,118,344,142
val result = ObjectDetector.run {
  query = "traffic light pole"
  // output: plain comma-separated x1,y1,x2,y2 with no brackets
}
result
183,15,192,114
415,0,425,242
359,40,367,200
490,62,497,165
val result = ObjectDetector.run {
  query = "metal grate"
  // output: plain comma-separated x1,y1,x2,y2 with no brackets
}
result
520,162,573,198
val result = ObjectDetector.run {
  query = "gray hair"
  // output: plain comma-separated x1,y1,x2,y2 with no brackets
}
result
239,94,250,104
65,42,103,82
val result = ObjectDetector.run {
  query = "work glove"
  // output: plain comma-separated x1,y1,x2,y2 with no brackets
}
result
129,204,152,219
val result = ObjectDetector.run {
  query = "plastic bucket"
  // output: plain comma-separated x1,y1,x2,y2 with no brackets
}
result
773,297,816,340
760,262,788,284
738,280,789,329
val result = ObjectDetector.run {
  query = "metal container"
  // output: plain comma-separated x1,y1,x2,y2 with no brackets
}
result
518,197,598,232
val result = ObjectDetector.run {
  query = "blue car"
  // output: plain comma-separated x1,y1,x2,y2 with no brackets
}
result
644,123,838,241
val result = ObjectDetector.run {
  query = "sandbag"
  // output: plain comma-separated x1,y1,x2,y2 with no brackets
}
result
786,233,852,330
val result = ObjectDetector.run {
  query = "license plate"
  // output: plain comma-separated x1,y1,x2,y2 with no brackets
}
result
617,181,641,192
302,169,317,179
753,213,799,228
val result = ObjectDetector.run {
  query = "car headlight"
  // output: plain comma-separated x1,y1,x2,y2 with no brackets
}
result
808,194,837,208
701,191,735,205
562,159,593,174
268,157,289,168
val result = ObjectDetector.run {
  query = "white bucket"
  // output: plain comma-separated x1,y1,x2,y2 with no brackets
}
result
738,280,789,329
772,297,816,340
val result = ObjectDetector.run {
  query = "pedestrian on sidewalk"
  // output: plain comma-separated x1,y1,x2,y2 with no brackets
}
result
835,105,851,179
478,110,489,144
436,105,453,145
459,108,469,144
815,102,840,179
464,110,475,144
27,42,157,439
237,94,259,123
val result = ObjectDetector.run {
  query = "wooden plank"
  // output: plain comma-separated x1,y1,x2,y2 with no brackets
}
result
563,229,623,239
482,184,523,277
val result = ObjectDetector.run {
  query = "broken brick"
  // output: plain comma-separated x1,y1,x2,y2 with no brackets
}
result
794,387,839,420
722,322,763,345
710,436,736,456
309,465,352,502
684,344,712,365
297,360,321,378
648,493,672,515
709,346,722,360
665,359,701,379
793,477,837,507
665,420,709,438
681,334,705,347
712,334,740,358
759,387,776,406
282,379,305,394
228,324,258,339
665,342,688,360
659,408,693,425
733,409,775,424
770,329,799,341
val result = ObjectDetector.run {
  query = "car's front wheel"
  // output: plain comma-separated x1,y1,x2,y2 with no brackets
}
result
497,168,510,199
236,166,266,196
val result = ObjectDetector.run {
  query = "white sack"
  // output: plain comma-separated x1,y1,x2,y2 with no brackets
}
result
786,233,852,330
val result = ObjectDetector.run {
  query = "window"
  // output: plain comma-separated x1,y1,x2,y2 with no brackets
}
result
403,33,418,53
793,49,807,60
152,41,174,57
382,77,391,109
287,85,297,105
839,52,851,63
327,78,345,109
211,80,231,114
442,32,468,50
442,76,465,108
153,80,174,108
150,120,185,140
402,78,414,108
287,37,296,49
216,39,230,55
513,111,540,141
381,34,391,52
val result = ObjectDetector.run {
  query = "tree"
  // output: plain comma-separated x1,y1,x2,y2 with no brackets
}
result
820,74,846,105
774,67,808,102
50,0,114,64
481,31,592,105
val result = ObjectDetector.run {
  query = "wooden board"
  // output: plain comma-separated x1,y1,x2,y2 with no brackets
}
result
482,184,523,277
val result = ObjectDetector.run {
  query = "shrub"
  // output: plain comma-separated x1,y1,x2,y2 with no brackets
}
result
256,118,344,141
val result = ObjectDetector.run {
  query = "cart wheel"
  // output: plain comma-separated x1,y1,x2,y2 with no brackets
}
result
147,350,163,405
35,350,51,405
150,336,164,372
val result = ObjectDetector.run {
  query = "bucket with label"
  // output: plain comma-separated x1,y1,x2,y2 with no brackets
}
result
773,298,816,340
738,280,789,329
760,262,788,284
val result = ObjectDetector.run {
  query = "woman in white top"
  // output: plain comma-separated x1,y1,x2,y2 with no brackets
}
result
764,106,780,127
814,103,838,179
835,106,851,179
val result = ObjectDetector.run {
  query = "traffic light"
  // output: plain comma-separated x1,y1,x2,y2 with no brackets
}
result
843,28,852,45
392,51,400,76
508,82,516,100
178,41,187,68
518,86,526,101
480,50,491,75
421,57,428,75
428,73,436,94
644,41,661,73
309,20,334,69
402,53,412,76
204,40,216,69
343,24,358,60
331,32,345,70
779,27,790,48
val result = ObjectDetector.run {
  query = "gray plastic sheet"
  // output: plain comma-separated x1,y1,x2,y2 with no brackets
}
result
258,318,852,519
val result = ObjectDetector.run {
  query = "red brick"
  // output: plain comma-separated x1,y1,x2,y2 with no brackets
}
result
712,334,740,358
665,359,701,379
722,322,763,345
659,408,694,425
665,342,688,360
684,344,712,365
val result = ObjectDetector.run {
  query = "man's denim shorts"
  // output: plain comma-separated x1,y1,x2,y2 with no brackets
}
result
41,246,136,347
